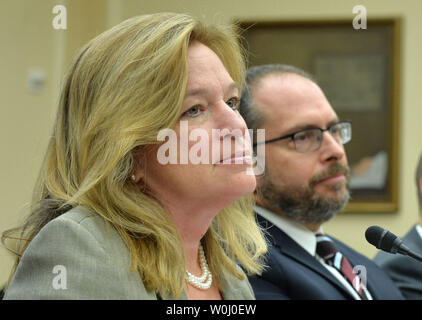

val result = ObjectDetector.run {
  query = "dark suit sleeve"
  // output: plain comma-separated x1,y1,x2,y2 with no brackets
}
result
249,245,292,300
249,275,290,300
375,252,422,299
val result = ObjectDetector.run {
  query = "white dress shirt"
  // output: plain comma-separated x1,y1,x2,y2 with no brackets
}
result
255,205,373,300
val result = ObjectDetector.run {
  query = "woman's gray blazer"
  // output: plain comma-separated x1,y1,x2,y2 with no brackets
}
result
4,206,255,300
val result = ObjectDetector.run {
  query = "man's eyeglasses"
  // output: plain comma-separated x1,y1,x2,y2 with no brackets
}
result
254,121,352,153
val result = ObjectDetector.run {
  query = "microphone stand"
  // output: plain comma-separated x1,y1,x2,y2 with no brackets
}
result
398,243,422,262
406,250,422,263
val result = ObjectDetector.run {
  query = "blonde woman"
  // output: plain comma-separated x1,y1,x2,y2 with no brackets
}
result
2,13,267,300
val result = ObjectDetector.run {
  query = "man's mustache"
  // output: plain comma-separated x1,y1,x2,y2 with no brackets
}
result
309,163,350,188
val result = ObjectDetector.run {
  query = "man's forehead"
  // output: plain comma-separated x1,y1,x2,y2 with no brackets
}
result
257,73,319,103
255,74,338,132
282,117,340,133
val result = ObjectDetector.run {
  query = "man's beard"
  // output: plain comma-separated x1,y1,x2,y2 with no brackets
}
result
258,163,351,225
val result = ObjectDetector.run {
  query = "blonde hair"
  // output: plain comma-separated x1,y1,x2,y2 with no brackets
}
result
2,12,267,298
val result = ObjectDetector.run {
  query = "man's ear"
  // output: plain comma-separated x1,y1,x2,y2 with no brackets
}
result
253,176,264,203
255,174,264,187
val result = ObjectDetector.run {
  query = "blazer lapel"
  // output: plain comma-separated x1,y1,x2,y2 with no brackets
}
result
257,214,356,299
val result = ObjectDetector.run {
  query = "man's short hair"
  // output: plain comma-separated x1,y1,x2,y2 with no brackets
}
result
239,64,316,134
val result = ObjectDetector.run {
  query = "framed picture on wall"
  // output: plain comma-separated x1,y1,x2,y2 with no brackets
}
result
238,19,401,213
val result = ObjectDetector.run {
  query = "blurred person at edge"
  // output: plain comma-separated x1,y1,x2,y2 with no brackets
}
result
239,64,403,300
374,151,422,299
2,13,267,300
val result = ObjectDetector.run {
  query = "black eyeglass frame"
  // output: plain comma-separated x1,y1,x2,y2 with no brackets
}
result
253,120,352,150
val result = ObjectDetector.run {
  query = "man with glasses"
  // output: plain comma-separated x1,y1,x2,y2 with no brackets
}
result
239,64,403,300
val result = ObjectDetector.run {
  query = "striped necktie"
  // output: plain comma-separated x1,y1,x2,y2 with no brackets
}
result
316,233,368,300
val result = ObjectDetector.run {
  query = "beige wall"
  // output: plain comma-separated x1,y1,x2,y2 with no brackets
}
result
1,0,59,283
1,0,421,285
0,0,107,285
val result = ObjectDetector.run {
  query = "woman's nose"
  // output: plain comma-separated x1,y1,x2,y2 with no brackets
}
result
215,100,248,133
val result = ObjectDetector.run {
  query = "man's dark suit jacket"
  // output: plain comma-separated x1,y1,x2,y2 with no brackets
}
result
374,225,422,299
249,214,404,300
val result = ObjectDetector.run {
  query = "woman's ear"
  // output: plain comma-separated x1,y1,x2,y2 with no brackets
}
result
131,146,146,183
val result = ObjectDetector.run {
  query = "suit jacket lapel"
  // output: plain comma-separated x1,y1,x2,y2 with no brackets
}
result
257,214,356,299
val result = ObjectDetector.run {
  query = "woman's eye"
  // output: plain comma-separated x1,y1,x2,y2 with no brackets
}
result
226,97,240,110
182,105,202,118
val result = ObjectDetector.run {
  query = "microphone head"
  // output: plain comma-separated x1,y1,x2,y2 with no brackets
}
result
365,225,398,252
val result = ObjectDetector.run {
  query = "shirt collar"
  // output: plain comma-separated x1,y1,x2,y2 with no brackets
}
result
255,205,323,257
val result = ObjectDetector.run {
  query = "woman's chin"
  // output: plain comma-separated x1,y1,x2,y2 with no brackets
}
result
225,174,257,199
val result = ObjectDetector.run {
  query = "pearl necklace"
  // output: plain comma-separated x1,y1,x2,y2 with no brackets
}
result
186,244,212,290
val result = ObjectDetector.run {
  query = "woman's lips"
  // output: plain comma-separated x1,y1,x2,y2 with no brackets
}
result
214,152,252,165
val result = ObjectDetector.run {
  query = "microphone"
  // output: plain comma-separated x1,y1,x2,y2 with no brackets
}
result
365,225,422,262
